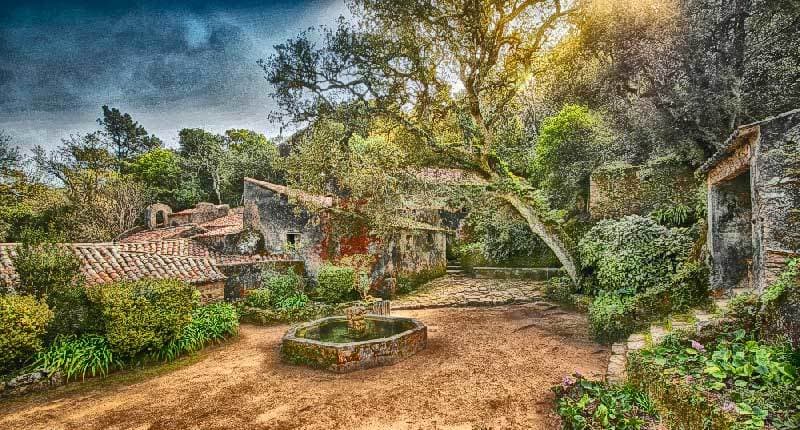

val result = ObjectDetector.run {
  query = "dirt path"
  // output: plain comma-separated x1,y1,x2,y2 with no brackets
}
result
0,303,608,430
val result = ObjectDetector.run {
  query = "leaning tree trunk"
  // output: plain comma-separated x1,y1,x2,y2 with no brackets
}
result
499,193,580,284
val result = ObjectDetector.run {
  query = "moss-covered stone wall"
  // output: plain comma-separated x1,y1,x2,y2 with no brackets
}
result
589,158,700,220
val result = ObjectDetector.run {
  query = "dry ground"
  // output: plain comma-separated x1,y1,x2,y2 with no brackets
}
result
0,303,608,430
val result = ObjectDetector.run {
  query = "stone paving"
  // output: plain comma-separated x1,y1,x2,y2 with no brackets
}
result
391,275,546,310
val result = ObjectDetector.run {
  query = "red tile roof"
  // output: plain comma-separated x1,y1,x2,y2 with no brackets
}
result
0,243,225,287
118,225,197,243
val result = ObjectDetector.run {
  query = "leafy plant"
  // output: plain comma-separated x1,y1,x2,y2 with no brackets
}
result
553,373,659,429
12,229,82,299
262,268,303,306
0,294,53,375
156,302,239,362
242,288,271,309
34,335,119,380
276,292,309,311
588,294,637,344
315,265,356,303
650,204,694,227
87,279,198,358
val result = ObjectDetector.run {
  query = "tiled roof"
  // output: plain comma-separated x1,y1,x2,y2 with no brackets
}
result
193,224,244,238
244,178,334,208
119,225,196,243
119,239,212,257
0,243,225,287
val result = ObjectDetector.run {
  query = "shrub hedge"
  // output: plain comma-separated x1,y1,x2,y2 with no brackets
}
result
156,302,239,361
87,279,198,358
0,294,53,375
316,265,355,303
243,288,271,309
262,269,303,306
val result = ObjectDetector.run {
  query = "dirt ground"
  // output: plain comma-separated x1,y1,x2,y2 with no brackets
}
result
0,303,608,430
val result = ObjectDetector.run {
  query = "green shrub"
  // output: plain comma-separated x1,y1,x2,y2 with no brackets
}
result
243,288,271,309
156,302,239,362
262,269,303,306
578,215,693,295
34,335,118,380
12,229,82,299
276,292,309,310
589,294,638,343
396,266,446,295
46,285,103,339
552,373,659,429
87,279,198,358
316,265,355,303
457,242,488,271
0,294,53,375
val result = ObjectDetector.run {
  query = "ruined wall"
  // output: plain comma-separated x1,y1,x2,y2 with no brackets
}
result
196,280,226,303
751,110,800,291
589,159,700,220
243,182,327,277
219,260,305,300
395,229,447,275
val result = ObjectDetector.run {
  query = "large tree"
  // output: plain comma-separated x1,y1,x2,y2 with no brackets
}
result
98,105,162,166
262,0,582,281
178,128,230,205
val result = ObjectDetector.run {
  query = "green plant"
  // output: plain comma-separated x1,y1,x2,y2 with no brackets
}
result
633,330,800,429
315,265,356,303
276,292,309,311
650,204,694,227
588,294,638,343
243,288,271,309
552,373,659,429
45,284,103,339
87,279,198,358
396,266,446,295
0,294,53,375
262,268,303,306
156,302,239,362
12,229,82,299
34,335,118,380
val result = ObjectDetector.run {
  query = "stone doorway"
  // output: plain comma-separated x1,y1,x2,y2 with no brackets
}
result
709,170,753,291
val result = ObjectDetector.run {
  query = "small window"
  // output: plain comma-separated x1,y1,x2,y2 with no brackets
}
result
286,232,301,246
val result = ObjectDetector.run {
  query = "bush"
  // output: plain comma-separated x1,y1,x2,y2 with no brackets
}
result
243,288,271,309
156,302,239,362
553,373,659,429
589,294,637,344
87,279,198,358
262,269,303,306
397,266,446,295
46,285,103,339
578,216,693,295
12,230,82,299
34,335,118,381
0,294,53,375
316,265,355,303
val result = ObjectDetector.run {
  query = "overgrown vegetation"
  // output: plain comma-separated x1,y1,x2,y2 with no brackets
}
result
156,302,239,362
34,335,118,381
553,373,660,429
0,294,53,375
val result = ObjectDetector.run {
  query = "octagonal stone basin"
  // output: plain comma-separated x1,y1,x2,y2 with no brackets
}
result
280,315,427,373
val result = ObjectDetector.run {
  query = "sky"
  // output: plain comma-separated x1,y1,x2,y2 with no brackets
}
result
0,0,348,152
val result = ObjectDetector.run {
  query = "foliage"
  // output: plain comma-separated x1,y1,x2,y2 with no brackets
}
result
242,288,272,310
127,147,204,210
533,104,615,209
650,204,694,228
578,216,694,295
12,229,82,300
0,294,53,375
552,373,659,429
275,292,309,312
156,302,239,362
261,269,303,307
178,128,230,205
396,266,447,296
544,276,589,311
98,105,162,165
315,265,356,303
34,334,118,381
87,279,198,358
589,294,637,344
633,330,800,429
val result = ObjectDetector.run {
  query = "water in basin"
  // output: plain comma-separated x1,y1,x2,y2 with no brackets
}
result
296,317,417,343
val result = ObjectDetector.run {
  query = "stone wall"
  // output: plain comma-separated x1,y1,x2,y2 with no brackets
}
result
219,260,305,300
196,280,226,303
589,158,700,220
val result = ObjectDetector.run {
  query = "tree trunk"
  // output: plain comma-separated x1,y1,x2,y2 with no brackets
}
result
499,192,580,284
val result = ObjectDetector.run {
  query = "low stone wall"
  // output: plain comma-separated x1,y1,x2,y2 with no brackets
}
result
472,267,565,281
1,369,64,398
280,316,427,373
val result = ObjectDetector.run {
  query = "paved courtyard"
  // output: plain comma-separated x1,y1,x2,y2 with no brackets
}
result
392,275,547,310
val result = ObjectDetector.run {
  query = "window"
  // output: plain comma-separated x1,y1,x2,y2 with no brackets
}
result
286,232,301,246
155,211,166,228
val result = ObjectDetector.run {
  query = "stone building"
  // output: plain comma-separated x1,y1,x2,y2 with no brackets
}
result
242,178,448,296
701,109,800,293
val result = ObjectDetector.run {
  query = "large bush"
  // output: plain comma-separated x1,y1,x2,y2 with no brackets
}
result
87,279,198,358
579,216,694,295
12,230,82,299
262,269,303,306
0,294,53,374
315,265,355,303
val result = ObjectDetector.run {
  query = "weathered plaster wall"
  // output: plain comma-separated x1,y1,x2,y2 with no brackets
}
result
751,110,800,291
589,159,700,220
243,182,327,277
196,280,226,303
219,261,305,300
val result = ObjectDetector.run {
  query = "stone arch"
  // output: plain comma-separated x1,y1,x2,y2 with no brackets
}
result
145,203,173,229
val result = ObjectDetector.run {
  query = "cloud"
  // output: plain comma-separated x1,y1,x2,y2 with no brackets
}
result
0,0,349,149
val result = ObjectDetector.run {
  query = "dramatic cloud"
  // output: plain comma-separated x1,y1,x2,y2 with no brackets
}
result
0,0,348,150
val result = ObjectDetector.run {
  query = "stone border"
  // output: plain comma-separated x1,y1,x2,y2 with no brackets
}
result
280,316,427,373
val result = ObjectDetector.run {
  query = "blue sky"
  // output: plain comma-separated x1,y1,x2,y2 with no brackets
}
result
0,0,348,151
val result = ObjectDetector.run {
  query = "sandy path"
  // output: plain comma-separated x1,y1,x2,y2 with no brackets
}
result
0,304,608,430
